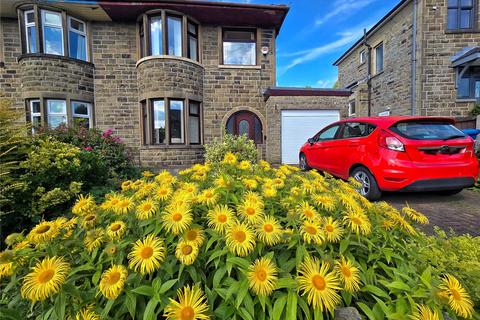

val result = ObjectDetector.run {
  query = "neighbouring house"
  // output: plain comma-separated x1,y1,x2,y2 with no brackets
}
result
0,0,350,167
334,0,480,129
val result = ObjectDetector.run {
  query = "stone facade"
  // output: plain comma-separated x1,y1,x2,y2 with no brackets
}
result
336,0,480,121
0,18,22,113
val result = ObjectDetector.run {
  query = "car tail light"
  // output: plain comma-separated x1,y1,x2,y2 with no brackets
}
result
378,130,405,152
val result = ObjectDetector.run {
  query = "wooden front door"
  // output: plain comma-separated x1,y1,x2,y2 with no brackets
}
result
234,112,256,140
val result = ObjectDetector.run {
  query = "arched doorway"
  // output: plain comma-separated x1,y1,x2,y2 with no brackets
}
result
225,111,263,144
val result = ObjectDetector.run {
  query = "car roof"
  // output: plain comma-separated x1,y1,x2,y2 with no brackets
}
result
337,116,455,128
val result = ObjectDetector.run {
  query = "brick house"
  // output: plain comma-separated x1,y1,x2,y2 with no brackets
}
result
0,0,350,168
334,0,480,128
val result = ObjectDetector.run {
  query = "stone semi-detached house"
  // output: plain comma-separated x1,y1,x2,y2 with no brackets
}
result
334,0,480,128
0,0,350,168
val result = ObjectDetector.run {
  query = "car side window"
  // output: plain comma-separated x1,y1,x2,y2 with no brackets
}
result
316,125,340,141
341,122,374,138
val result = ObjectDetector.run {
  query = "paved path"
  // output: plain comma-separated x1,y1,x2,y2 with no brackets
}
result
382,190,480,236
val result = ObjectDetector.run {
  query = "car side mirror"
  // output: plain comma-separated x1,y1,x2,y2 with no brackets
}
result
307,138,315,145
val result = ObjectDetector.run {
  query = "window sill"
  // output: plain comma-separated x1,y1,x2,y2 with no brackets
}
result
456,98,478,103
218,64,261,70
371,70,384,79
140,144,204,150
18,53,94,67
136,55,204,68
445,29,480,34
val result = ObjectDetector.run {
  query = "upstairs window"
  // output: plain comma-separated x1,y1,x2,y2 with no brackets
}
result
150,16,163,55
222,29,256,66
374,42,384,74
447,0,476,31
42,10,64,56
68,17,87,61
187,22,198,61
24,10,37,53
167,16,183,57
359,50,366,64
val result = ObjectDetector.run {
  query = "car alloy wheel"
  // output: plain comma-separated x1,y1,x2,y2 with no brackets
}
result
354,171,370,196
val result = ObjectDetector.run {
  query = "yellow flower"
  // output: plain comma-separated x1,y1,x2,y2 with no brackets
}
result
225,221,256,257
297,257,341,311
272,178,285,189
131,179,144,190
175,240,199,265
21,256,70,302
84,229,104,253
136,182,156,198
71,305,100,320
162,204,193,235
238,160,252,170
136,199,157,220
0,251,14,279
290,186,302,197
81,213,97,229
343,211,371,235
322,217,343,243
238,200,263,224
297,201,318,221
198,188,219,206
72,194,96,216
207,205,235,234
410,305,440,320
262,187,277,198
164,285,210,320
28,221,60,244
63,217,78,232
155,170,176,185
244,191,264,208
438,274,473,318
128,234,166,275
106,221,127,240
247,257,278,296
100,193,121,210
259,160,271,170
402,205,429,225
121,180,132,191
180,182,197,196
114,197,134,215
99,265,128,300
255,216,282,246
183,228,205,247
301,220,325,245
155,185,173,202
338,193,362,213
104,244,118,256
142,170,154,178
222,152,237,165
242,178,258,190
214,175,231,188
335,257,360,292
312,194,337,212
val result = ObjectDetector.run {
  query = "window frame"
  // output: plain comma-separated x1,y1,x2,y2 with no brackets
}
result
188,100,201,145
339,122,377,140
46,99,67,128
359,49,366,65
446,0,477,32
28,99,42,134
348,100,356,116
221,28,257,66
151,98,166,145
67,16,88,61
24,10,37,54
374,42,384,74
41,9,65,56
168,99,185,145
456,66,480,100
166,14,183,57
71,100,92,128
314,124,342,142
187,21,199,61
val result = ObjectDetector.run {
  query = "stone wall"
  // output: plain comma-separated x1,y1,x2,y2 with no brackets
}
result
265,95,349,164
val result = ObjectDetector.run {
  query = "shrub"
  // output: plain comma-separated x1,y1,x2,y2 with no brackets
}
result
0,157,476,319
204,133,258,164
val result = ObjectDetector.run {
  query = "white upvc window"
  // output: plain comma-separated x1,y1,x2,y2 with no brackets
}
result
29,99,41,133
68,16,87,61
24,10,37,53
71,100,92,128
47,99,67,128
41,10,64,55
348,100,356,116
359,50,366,64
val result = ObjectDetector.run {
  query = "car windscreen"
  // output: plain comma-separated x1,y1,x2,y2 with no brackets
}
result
389,121,466,140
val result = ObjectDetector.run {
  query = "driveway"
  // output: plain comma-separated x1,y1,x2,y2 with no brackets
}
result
381,189,480,236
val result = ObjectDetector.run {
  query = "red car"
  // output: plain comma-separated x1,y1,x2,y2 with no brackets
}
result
299,116,479,200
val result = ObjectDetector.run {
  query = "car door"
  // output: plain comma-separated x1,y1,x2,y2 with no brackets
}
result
308,124,342,172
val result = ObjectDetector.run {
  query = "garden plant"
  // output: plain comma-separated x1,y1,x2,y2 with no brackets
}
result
0,153,476,319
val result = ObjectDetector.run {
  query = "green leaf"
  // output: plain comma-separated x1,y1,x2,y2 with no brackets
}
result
213,267,227,288
286,290,297,319
125,291,136,319
363,285,391,299
236,279,249,309
158,279,177,294
101,299,115,318
272,293,287,320
386,281,410,292
339,239,349,254
131,285,154,297
143,298,159,320
357,302,376,320
227,256,250,270
54,290,66,320
276,277,296,289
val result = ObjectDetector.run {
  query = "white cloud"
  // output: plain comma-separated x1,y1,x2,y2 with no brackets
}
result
315,0,377,26
316,78,337,88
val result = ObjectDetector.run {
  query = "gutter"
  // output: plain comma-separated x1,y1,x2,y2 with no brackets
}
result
411,0,417,116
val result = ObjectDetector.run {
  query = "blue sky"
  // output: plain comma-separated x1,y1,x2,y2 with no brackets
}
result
221,0,400,88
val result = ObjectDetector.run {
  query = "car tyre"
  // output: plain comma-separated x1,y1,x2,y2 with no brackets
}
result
351,167,382,201
299,153,311,171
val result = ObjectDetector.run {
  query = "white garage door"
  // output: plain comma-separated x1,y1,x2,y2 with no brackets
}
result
281,110,340,164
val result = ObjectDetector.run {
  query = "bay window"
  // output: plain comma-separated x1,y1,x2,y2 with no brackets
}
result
222,29,256,65
187,22,198,61
167,16,182,57
42,10,64,55
29,100,41,133
47,99,67,128
68,17,87,61
150,16,163,56
24,10,37,53
141,98,202,146
72,101,92,128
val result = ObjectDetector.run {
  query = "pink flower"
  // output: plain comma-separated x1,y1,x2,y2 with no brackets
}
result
102,129,113,138
84,146,93,151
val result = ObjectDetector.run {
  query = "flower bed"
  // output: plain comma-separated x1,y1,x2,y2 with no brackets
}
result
0,153,475,319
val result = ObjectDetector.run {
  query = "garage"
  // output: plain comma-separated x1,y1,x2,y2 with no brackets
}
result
281,110,340,164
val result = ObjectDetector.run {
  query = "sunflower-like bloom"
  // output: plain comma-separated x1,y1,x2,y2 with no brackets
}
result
214,175,231,188
272,178,285,189
238,200,264,224
164,285,210,320
21,256,70,302
175,240,200,266
104,244,118,256
131,180,144,190
135,182,156,199
63,217,78,232
106,221,127,240
183,228,205,247
128,234,165,275
27,221,60,244
72,194,96,216
84,229,105,253
197,188,220,206
242,179,258,190
389,212,417,235
438,274,473,318
225,221,256,257
99,265,128,300
180,182,197,196
162,204,193,235
100,193,121,210
222,152,237,165
410,305,440,320
114,197,134,215
323,217,343,243
71,305,100,320
247,257,278,296
312,194,337,212
81,213,97,229
256,216,282,246
207,205,235,234
402,206,429,225
0,251,14,279
238,160,252,170
297,201,318,221
335,257,360,292
301,220,325,245
343,211,371,235
121,180,132,191
338,193,362,214
136,199,157,220
244,191,264,208
155,185,173,202
262,187,277,198
259,160,271,170
155,170,177,186
297,257,341,311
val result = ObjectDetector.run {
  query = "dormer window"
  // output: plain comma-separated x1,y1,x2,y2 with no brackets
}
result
139,11,199,62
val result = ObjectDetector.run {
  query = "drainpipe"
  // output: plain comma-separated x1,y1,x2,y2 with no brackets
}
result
363,28,372,116
411,0,418,115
